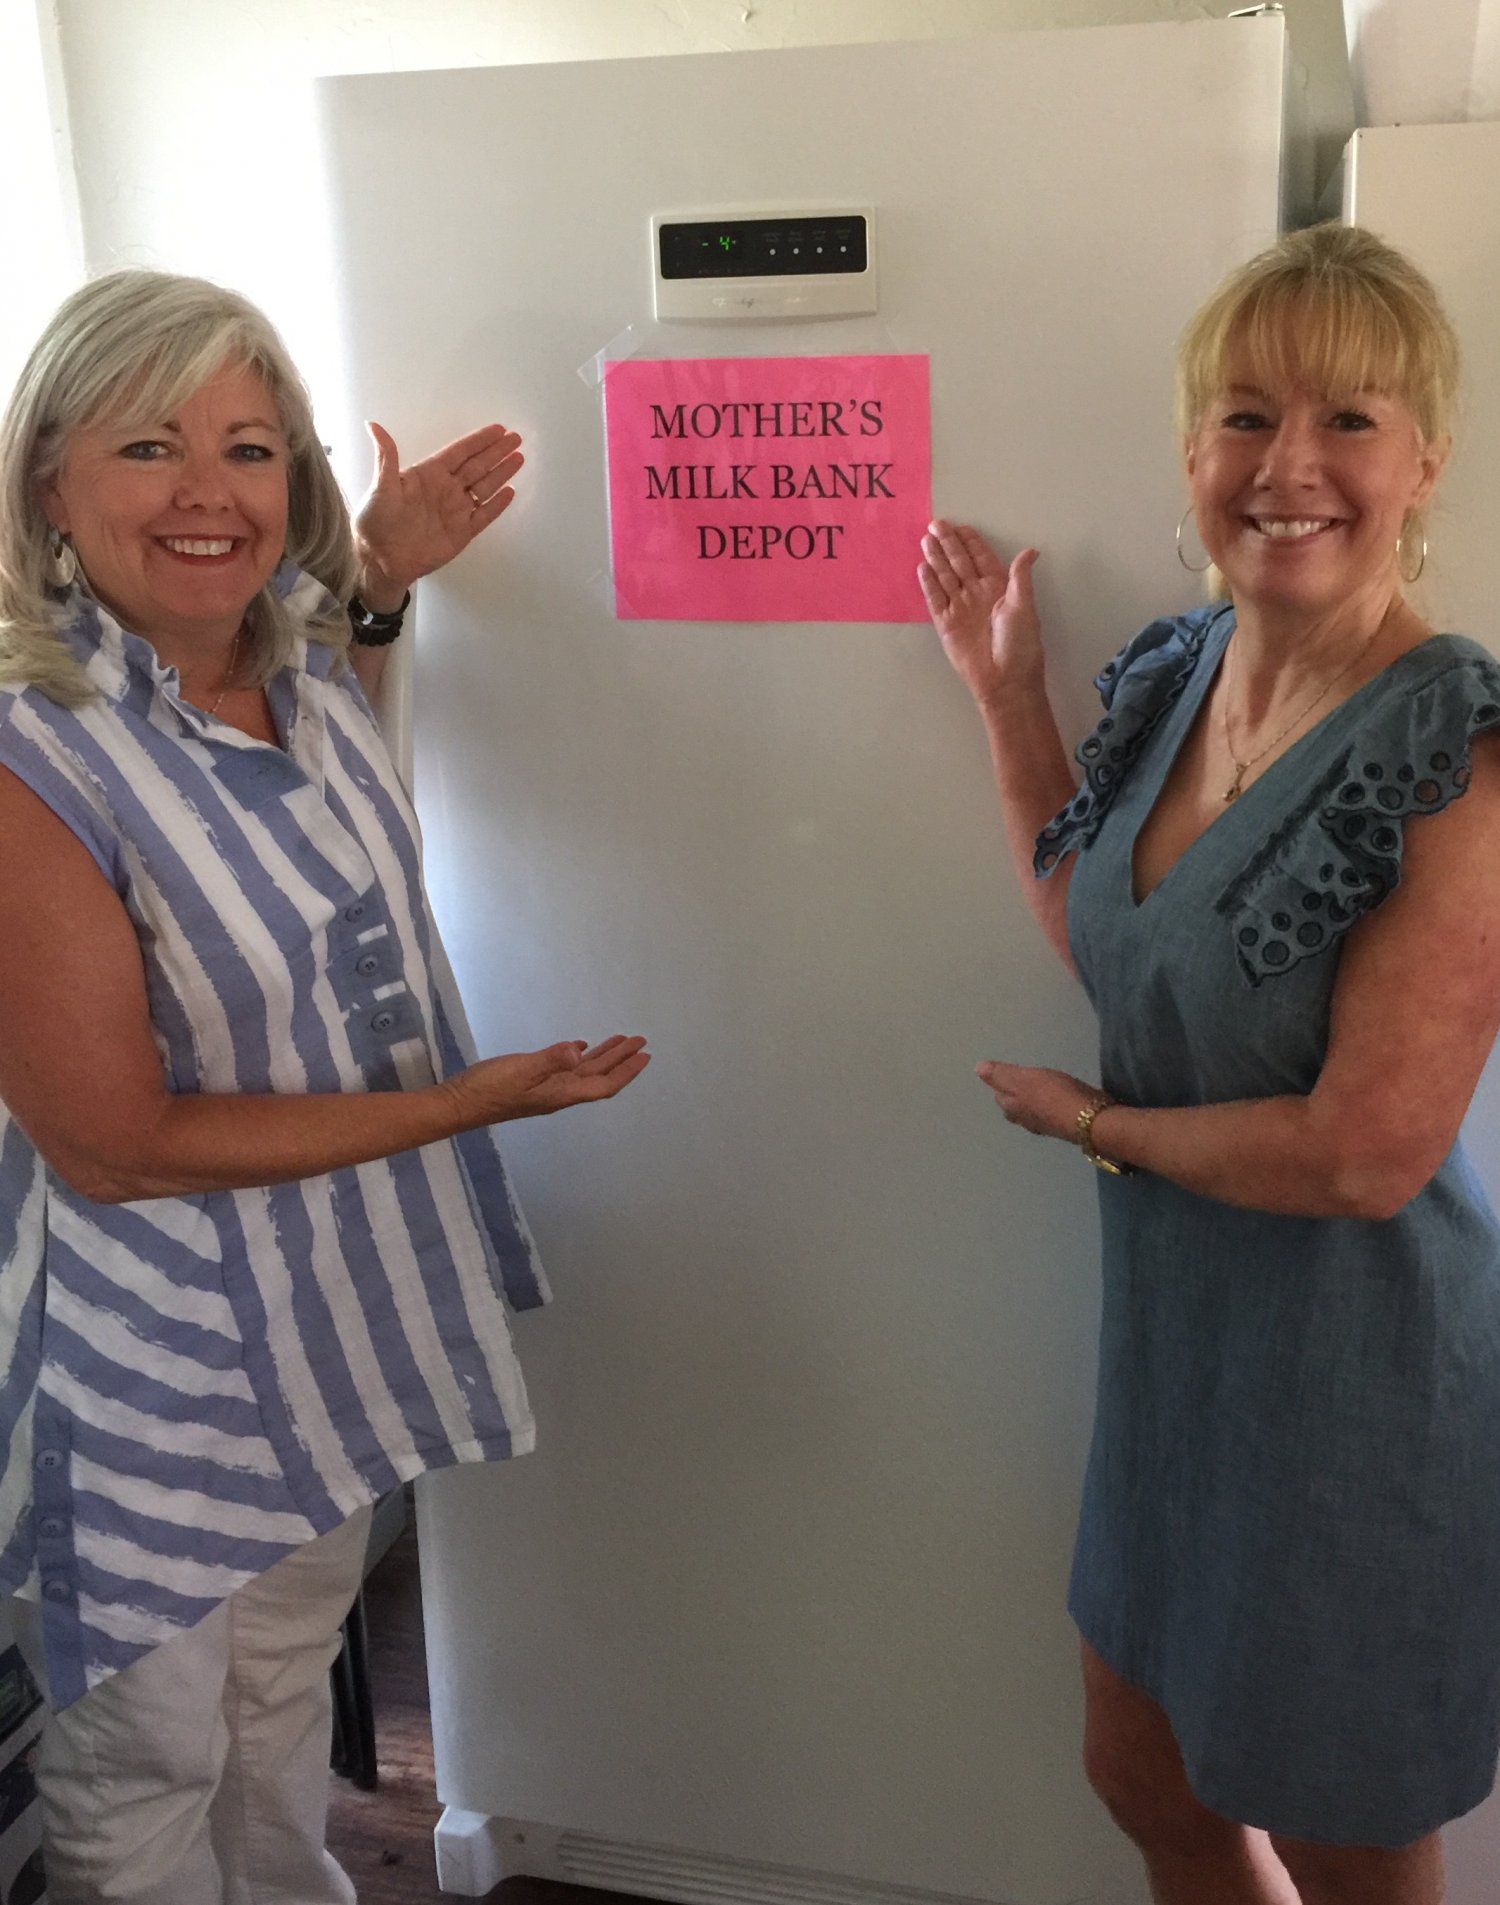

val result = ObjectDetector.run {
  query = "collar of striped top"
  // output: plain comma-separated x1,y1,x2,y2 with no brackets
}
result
55,562,341,708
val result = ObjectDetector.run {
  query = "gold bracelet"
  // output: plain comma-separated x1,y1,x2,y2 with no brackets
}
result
1076,1093,1135,1177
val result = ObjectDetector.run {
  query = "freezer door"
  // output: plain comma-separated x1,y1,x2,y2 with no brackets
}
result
316,19,1283,1903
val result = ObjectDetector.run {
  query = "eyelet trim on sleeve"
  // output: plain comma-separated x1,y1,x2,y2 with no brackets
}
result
1215,652,1500,986
1034,607,1229,877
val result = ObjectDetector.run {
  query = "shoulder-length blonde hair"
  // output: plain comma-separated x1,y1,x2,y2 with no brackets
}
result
0,269,357,706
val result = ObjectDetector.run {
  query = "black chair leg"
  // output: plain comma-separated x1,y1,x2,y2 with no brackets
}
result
330,1590,378,1790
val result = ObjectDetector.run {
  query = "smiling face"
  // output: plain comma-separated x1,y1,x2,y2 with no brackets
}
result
41,359,290,649
1184,372,1445,621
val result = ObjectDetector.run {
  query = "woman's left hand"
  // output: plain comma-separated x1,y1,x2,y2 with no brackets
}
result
977,1059,1097,1143
352,421,525,609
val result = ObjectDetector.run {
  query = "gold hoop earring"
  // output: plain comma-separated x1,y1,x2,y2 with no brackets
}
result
1176,505,1212,574
1396,514,1427,585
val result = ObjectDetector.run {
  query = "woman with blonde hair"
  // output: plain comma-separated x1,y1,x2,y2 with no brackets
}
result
921,223,1500,1904
0,268,649,1902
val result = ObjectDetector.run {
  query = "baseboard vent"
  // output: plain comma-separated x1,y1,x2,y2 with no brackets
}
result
435,1810,1081,1905
553,1831,1018,1905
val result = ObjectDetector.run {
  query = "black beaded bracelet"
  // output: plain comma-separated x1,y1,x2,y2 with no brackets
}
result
348,590,410,647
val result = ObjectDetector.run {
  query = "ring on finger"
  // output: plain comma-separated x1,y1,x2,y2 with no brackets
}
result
467,485,484,508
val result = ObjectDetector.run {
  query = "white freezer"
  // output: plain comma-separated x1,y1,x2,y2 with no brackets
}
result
314,20,1284,1903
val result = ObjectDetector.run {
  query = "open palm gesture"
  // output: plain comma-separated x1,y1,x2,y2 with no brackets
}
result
918,519,1042,708
353,421,525,607
452,1036,651,1125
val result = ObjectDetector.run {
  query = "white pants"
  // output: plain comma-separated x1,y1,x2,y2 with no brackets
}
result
13,1506,372,1905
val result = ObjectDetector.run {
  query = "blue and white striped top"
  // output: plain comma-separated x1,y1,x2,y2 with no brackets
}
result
0,567,546,1706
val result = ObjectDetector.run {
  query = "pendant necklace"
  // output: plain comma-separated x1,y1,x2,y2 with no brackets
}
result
1220,622,1385,802
207,629,244,718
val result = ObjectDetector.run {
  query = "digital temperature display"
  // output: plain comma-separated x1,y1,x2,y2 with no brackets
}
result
658,215,869,281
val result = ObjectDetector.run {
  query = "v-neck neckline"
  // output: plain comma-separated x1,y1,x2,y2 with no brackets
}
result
1127,618,1453,911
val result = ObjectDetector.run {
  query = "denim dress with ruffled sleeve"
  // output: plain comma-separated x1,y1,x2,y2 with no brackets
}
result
1039,602,1500,1845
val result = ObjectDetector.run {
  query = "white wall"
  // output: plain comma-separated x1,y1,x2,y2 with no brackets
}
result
0,2,81,392
1344,0,1500,122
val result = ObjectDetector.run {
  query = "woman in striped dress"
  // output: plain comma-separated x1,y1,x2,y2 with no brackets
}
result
0,269,650,1903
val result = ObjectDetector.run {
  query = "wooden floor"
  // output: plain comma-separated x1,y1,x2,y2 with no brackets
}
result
325,1521,640,1905
324,1518,451,1899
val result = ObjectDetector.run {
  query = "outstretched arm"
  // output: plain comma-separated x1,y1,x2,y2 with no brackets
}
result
0,765,648,1205
918,520,1078,973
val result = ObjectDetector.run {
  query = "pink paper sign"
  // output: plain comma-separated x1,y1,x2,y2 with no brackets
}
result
603,353,930,622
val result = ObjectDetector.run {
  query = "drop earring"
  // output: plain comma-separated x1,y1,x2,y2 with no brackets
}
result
46,528,79,590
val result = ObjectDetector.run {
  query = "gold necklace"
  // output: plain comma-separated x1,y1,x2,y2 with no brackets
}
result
207,629,244,717
1220,623,1385,802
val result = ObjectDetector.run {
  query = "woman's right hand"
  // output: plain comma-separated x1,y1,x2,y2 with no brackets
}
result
447,1036,651,1127
918,520,1042,710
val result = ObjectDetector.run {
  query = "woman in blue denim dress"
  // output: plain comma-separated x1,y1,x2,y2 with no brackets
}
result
919,224,1500,1905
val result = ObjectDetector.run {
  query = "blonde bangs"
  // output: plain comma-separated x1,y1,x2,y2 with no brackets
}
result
1175,225,1459,447
40,329,315,483
92,339,277,439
